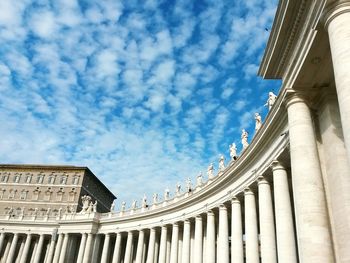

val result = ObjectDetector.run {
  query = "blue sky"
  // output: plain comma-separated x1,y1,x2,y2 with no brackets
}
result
0,0,280,208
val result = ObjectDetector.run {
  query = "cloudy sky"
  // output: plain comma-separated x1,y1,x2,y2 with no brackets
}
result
0,0,280,209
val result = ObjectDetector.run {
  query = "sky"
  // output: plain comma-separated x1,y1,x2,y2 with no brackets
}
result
0,0,281,209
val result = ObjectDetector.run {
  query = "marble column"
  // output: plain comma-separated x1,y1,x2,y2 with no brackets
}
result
101,233,111,263
158,226,168,263
59,233,69,263
17,237,25,263
206,211,215,263
258,177,277,263
91,235,102,263
52,234,64,263
194,215,203,263
325,3,350,166
135,230,145,263
2,236,11,261
77,233,87,263
182,220,191,263
218,205,229,263
231,198,244,263
6,233,19,263
244,188,259,263
124,232,133,263
146,229,156,263
286,93,334,262
112,233,122,263
20,234,32,263
170,223,179,263
271,161,297,263
33,234,45,263
82,234,94,263
46,235,56,263
0,233,5,255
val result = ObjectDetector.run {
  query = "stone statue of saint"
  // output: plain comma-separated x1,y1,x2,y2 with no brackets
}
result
81,195,92,212
93,201,97,212
153,193,158,204
142,195,147,208
121,201,126,212
255,113,262,132
87,202,93,213
265,91,277,110
196,172,203,186
219,155,225,171
175,182,181,196
186,178,192,192
241,129,249,149
164,188,170,200
110,200,115,212
207,163,214,179
229,143,238,160
131,200,137,210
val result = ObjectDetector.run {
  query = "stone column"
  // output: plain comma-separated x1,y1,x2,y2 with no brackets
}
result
181,220,191,263
325,3,350,166
91,235,102,263
206,211,215,263
77,233,87,263
218,205,229,263
6,233,19,263
271,161,297,263
244,188,259,263
194,215,203,263
286,93,334,262
112,233,122,263
258,177,277,263
33,234,45,263
170,223,179,263
82,234,94,263
231,198,244,263
0,233,5,254
124,231,133,263
101,233,111,263
135,230,145,263
59,233,69,263
20,234,32,263
17,237,25,263
46,235,57,263
158,226,168,263
52,234,64,263
2,236,11,261
146,229,156,263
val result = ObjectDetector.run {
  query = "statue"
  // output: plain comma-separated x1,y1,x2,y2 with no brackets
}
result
241,129,249,149
58,208,62,217
81,195,92,212
229,143,238,160
7,207,14,215
207,163,214,179
87,202,93,213
110,200,115,212
34,208,38,216
164,188,170,200
175,182,181,196
131,200,137,210
152,193,158,204
142,195,147,208
121,201,126,212
265,91,277,110
255,113,262,132
46,208,51,216
93,201,97,212
196,172,203,186
186,178,192,192
219,155,225,171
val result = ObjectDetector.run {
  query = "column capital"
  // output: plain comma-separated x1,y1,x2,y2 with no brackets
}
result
231,196,240,204
172,222,179,227
195,215,202,221
207,210,215,216
270,160,286,171
219,204,227,210
323,1,350,29
257,176,269,185
244,187,254,195
284,89,308,109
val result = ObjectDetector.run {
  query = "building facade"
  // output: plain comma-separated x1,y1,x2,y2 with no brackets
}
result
1,0,350,262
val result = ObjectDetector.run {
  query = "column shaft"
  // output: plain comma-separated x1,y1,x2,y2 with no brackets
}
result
6,233,19,263
231,198,244,263
271,161,297,263
146,229,156,263
112,233,122,263
77,233,87,263
218,205,229,263
58,234,69,263
158,226,168,263
287,94,334,262
33,234,45,263
124,232,133,263
135,230,145,263
244,188,259,263
0,233,5,255
52,234,64,263
206,211,215,263
20,234,32,263
258,178,277,263
181,220,191,263
82,234,94,263
46,235,56,263
170,223,179,263
194,216,203,263
101,233,111,263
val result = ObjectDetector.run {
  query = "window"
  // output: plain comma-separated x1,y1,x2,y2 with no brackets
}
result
60,176,67,185
45,188,53,201
1,174,8,183
33,187,40,200
48,175,55,184
36,174,44,184
73,176,80,185
8,189,16,199
57,188,64,201
13,173,20,183
0,189,5,199
25,174,32,183
20,190,27,200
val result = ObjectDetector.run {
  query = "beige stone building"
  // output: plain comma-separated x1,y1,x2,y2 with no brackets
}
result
0,164,116,216
1,0,350,262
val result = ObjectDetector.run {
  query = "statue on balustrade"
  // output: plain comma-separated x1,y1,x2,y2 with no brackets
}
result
176,182,181,196
255,113,262,132
153,193,158,204
142,194,147,208
131,200,137,210
110,200,115,212
197,172,203,186
93,201,97,212
241,129,249,149
230,143,238,160
265,91,277,110
219,155,225,171
164,188,170,200
81,195,92,213
207,163,214,179
186,178,192,192
121,201,126,212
